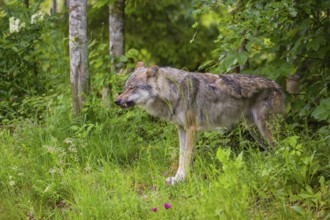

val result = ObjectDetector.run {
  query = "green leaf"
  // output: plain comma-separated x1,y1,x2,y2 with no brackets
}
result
311,98,330,121
235,152,244,169
307,36,325,52
126,48,139,59
307,39,320,51
237,51,248,65
118,55,128,63
291,205,304,215
282,135,300,148
216,148,231,163
198,60,214,71
288,7,297,17
70,125,80,131
223,51,238,68
192,21,199,28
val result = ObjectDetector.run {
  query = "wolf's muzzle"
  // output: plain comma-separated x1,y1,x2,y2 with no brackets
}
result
114,99,135,109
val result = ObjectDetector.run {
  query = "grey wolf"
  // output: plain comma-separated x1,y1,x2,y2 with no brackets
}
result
115,62,285,185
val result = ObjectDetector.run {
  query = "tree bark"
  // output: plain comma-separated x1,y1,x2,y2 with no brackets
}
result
109,0,125,73
69,0,89,116
102,0,125,107
52,0,57,15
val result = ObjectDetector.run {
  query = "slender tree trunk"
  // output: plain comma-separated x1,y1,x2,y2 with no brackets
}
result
65,0,69,8
102,0,125,107
69,0,89,116
52,0,57,15
238,38,249,72
109,0,125,73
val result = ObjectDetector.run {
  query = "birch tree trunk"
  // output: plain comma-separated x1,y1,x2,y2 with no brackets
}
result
69,0,89,116
109,0,125,73
102,0,125,107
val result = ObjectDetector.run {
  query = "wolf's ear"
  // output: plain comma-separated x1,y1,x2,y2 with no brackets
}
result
135,62,144,69
146,65,159,77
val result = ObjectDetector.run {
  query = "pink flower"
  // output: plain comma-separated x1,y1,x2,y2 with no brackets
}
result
164,203,172,209
151,207,158,212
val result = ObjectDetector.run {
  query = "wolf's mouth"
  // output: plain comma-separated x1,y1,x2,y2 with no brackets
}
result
117,101,135,109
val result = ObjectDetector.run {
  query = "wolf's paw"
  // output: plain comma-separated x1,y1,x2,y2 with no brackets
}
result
166,175,184,185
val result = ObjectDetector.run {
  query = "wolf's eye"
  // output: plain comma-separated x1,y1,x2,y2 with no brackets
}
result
128,85,137,90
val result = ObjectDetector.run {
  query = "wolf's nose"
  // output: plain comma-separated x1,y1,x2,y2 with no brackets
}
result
114,99,121,105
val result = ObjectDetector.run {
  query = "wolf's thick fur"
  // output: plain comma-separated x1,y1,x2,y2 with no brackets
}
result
115,62,285,184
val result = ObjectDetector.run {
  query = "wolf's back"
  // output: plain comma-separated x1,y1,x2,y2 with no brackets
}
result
215,74,286,116
217,74,281,98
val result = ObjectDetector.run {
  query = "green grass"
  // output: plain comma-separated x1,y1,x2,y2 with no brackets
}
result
0,95,329,220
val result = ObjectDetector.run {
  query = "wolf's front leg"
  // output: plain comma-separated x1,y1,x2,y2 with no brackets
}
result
166,126,196,185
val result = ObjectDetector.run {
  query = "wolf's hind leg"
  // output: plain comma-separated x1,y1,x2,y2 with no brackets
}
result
248,127,268,150
251,90,286,148
245,114,267,149
251,106,275,148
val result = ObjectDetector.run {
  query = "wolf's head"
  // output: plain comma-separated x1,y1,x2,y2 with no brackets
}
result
115,62,159,109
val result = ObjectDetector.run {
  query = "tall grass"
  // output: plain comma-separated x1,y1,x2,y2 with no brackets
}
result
0,90,329,219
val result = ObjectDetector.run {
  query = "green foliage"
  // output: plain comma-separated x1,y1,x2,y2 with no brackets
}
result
0,1,68,124
193,0,330,129
311,97,330,140
88,40,112,90
0,93,329,218
312,98,330,122
0,2,68,98
0,94,54,124
88,0,218,70
0,0,330,219
195,0,329,74
124,0,218,70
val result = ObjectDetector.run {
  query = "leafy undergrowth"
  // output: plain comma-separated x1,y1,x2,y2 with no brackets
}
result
0,95,329,220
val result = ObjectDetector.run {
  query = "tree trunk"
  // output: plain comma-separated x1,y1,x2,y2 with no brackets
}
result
52,0,57,15
102,0,125,107
69,0,89,116
109,0,125,73
65,0,69,8
238,38,249,71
